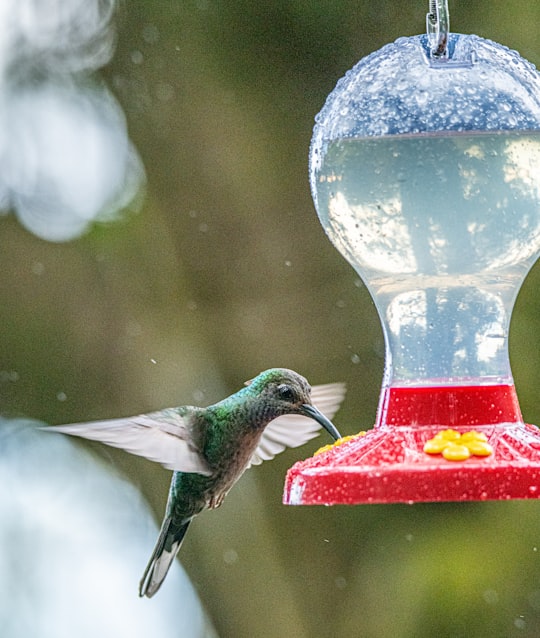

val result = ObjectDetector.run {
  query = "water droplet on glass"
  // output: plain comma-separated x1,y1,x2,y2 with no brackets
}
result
142,24,159,44
192,389,205,403
156,82,175,102
514,617,526,630
0,370,19,382
483,589,499,605
130,50,143,65
334,576,347,589
31,261,44,275
415,90,428,106
223,548,238,564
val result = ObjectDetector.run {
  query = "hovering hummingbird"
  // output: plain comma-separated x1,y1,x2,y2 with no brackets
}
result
45,368,345,597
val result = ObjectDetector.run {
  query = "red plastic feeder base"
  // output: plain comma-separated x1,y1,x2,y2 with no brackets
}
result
284,385,540,505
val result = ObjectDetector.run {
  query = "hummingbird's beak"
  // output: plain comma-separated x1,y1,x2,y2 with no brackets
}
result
300,404,342,441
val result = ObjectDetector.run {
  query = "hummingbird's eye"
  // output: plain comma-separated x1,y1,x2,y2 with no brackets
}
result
277,384,295,402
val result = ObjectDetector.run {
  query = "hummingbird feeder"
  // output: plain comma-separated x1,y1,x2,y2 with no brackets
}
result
284,1,540,505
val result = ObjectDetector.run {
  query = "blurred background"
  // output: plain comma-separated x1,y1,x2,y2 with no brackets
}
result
1,0,540,636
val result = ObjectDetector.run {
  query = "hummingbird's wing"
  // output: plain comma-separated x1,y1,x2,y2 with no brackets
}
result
43,410,212,475
248,382,346,467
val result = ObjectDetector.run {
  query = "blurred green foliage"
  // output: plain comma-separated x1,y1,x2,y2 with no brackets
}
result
2,1,540,636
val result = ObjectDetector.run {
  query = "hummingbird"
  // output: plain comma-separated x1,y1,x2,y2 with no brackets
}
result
44,368,345,597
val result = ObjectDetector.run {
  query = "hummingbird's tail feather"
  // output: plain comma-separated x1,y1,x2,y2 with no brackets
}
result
139,516,191,598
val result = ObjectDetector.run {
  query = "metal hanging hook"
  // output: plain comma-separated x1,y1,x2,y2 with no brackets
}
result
426,0,450,58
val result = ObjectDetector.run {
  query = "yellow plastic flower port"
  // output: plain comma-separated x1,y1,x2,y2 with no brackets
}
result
315,432,366,456
423,430,493,462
